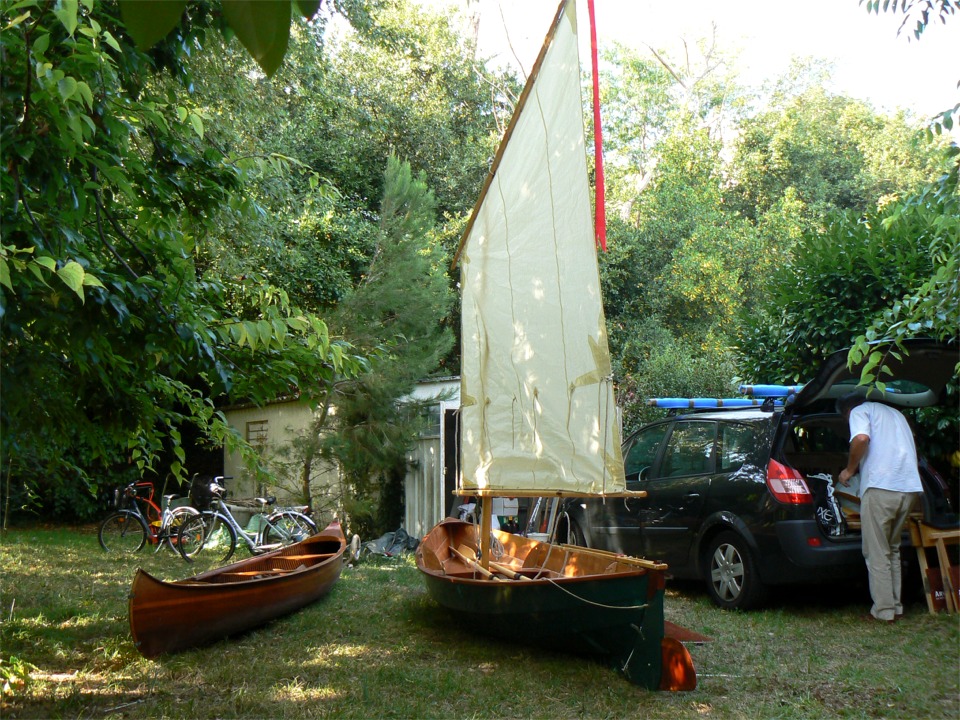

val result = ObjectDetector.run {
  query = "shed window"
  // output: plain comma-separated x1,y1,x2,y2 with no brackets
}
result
247,420,268,447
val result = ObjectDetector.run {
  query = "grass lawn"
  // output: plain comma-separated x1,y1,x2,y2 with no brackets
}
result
1,525,957,719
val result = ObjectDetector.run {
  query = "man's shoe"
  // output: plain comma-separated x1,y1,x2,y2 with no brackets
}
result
861,613,895,624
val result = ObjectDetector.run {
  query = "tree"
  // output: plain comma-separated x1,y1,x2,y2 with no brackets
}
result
848,146,959,379
170,0,508,316
0,0,364,521
850,0,959,380
726,79,950,232
314,156,455,536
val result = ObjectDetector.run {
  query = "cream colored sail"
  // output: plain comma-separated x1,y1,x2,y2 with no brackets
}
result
458,0,625,497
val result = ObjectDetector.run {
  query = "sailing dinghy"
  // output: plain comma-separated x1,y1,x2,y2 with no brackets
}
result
416,0,696,691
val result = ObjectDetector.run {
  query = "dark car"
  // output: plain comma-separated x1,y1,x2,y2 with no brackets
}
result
558,339,958,610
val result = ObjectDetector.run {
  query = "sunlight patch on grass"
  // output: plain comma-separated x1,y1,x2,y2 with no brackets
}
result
298,643,377,669
324,643,370,659
272,679,344,702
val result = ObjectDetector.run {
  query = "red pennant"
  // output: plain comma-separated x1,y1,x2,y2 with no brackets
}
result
587,0,607,251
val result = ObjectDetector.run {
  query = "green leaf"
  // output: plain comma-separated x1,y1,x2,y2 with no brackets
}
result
33,32,51,55
222,0,292,77
57,261,85,300
257,319,273,345
33,256,56,272
189,113,204,139
54,0,78,36
0,258,11,291
75,80,93,109
295,0,321,19
57,76,78,100
5,11,32,30
82,272,104,289
102,30,122,53
118,0,188,50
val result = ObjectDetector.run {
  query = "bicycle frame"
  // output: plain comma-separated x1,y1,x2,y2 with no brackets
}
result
211,497,303,554
118,481,195,551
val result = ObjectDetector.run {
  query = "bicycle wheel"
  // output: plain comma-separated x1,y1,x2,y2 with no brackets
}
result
262,511,318,547
98,511,148,553
159,506,201,554
177,512,236,563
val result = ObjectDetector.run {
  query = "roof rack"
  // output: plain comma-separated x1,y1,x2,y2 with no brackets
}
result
738,384,804,397
647,381,807,414
647,398,782,409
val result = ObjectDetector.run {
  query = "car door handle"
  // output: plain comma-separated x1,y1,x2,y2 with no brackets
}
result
684,493,701,501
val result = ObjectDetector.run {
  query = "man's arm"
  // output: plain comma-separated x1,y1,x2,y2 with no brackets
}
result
839,434,869,484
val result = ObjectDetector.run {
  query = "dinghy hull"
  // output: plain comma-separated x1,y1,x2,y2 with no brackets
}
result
417,519,695,690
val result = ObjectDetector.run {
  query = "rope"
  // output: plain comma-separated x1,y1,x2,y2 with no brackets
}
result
541,576,651,611
619,623,647,673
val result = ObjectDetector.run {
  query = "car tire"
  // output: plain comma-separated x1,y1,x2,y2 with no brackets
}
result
703,531,768,610
556,513,587,547
566,518,587,547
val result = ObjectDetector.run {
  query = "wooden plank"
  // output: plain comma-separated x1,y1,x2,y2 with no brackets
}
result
558,544,668,570
479,498,493,570
452,489,648,499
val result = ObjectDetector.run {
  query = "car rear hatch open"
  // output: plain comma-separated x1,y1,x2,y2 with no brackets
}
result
788,338,958,413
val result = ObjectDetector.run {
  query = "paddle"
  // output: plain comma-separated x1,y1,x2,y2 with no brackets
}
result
453,543,532,581
450,545,501,581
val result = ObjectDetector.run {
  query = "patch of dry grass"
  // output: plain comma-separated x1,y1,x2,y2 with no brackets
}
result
1,526,957,719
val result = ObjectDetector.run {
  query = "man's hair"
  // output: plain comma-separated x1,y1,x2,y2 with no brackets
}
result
836,391,866,415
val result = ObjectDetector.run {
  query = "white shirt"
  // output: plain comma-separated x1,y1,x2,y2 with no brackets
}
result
848,402,923,494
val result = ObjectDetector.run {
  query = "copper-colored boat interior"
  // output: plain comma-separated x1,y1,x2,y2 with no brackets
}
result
188,536,344,584
419,520,664,582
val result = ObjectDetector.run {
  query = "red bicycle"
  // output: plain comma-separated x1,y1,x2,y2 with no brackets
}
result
98,479,199,556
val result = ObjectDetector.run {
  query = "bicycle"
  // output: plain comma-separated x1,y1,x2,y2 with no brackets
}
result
98,480,200,556
176,476,318,563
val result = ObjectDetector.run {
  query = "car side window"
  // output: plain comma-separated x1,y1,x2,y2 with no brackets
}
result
623,424,670,477
660,421,717,478
718,422,755,474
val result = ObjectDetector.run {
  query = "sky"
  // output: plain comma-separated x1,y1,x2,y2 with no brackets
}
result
429,0,958,124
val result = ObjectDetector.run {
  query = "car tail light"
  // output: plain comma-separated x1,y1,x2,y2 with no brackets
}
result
766,459,813,504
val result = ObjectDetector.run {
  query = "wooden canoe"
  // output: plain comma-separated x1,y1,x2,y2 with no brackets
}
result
129,520,345,658
416,519,696,691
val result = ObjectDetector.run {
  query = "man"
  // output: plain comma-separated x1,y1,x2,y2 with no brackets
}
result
837,392,923,623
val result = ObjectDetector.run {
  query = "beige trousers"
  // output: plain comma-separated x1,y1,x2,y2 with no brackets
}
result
860,488,921,620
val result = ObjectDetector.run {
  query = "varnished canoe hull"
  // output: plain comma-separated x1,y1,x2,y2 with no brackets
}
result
416,519,694,690
129,521,345,658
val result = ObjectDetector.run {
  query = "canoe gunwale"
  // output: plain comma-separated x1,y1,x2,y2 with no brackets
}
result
128,521,346,658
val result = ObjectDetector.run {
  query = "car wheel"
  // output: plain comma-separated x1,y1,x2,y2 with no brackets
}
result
703,531,767,610
556,514,587,547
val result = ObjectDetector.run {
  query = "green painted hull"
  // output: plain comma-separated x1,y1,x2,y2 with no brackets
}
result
422,567,665,688
417,520,671,689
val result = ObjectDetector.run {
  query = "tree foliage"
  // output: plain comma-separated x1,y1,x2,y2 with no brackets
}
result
726,81,949,231
849,145,960,382
735,202,938,383
0,0,365,519
117,0,379,77
320,156,455,536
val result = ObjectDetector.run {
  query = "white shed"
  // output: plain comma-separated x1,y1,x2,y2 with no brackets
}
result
402,377,461,538
220,378,463,538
